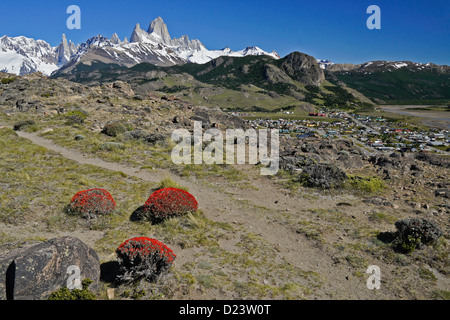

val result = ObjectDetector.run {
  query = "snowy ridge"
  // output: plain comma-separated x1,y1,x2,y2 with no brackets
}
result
359,60,434,72
0,17,280,76
316,59,333,69
0,35,63,75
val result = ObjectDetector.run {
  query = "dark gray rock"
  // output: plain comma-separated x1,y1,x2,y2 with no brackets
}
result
435,188,450,199
191,109,247,129
300,162,347,189
0,236,100,300
416,152,450,168
145,133,168,145
368,154,401,169
172,115,183,123
363,197,396,207
74,134,85,141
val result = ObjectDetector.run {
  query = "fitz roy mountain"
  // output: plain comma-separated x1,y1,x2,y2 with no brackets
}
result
0,17,280,76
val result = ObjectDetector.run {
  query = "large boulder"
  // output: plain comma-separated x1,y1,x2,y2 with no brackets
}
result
0,236,100,300
279,154,347,189
300,162,347,189
416,151,450,168
109,80,135,97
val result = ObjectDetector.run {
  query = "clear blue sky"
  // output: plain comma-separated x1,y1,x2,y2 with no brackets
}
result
1,0,449,65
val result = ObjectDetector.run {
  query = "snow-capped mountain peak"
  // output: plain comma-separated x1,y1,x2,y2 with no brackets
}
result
0,35,64,75
120,17,279,65
0,16,280,76
235,46,280,59
147,16,172,45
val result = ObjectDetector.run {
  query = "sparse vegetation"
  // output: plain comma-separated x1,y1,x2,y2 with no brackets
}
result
156,177,189,192
47,279,96,300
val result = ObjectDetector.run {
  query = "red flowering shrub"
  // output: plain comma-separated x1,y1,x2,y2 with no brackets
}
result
141,187,198,222
66,188,116,218
116,237,176,283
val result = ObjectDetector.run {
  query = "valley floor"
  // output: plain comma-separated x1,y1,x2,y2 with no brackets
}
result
379,105,450,130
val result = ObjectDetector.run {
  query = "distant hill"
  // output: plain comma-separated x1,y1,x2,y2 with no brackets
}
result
52,51,376,112
325,61,450,105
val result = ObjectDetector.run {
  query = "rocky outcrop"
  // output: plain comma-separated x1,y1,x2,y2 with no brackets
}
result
280,52,325,86
280,137,365,168
280,154,347,189
415,151,450,168
190,107,247,129
105,80,135,97
0,236,100,300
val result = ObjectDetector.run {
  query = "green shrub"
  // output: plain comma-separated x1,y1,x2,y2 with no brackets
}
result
400,235,421,253
13,119,36,131
47,279,96,300
66,109,89,120
40,92,53,98
101,122,127,137
345,175,385,193
65,115,85,125
1,76,17,84
64,110,89,125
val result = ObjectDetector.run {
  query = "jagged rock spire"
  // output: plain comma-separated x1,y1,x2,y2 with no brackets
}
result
147,16,172,45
